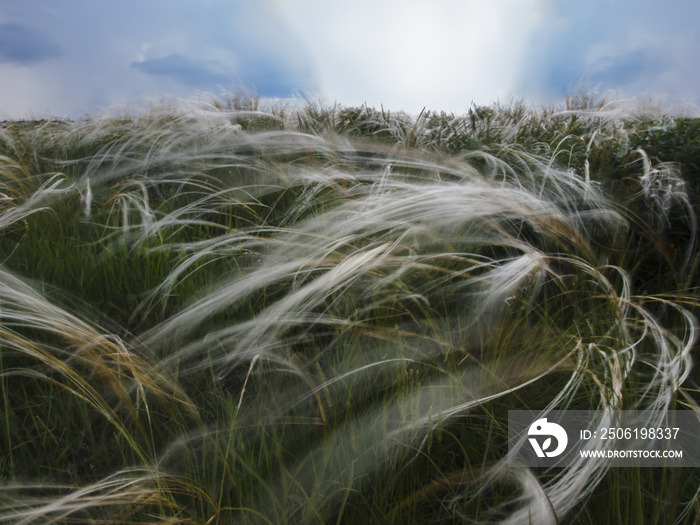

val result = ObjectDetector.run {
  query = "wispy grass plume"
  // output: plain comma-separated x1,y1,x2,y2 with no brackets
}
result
0,94,698,523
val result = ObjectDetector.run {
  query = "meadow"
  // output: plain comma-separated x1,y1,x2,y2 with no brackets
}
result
0,92,699,523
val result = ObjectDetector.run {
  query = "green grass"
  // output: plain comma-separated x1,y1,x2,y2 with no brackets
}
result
0,92,699,523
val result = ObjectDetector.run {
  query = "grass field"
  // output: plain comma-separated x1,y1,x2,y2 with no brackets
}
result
0,93,699,523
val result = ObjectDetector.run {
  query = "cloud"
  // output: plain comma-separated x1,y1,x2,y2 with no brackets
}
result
130,52,310,98
282,0,541,113
131,53,234,88
589,49,658,87
123,0,318,98
0,0,318,117
516,1,700,110
1,0,699,118
0,22,63,65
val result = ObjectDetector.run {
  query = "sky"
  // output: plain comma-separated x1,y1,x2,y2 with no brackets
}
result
0,0,698,119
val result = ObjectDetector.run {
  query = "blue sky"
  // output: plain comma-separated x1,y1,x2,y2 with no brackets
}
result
0,0,698,118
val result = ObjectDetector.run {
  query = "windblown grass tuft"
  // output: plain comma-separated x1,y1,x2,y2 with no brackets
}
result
0,93,699,523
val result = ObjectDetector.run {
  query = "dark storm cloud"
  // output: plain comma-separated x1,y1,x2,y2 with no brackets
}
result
0,22,63,65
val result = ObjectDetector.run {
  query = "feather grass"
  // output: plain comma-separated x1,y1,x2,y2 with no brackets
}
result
0,94,698,523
